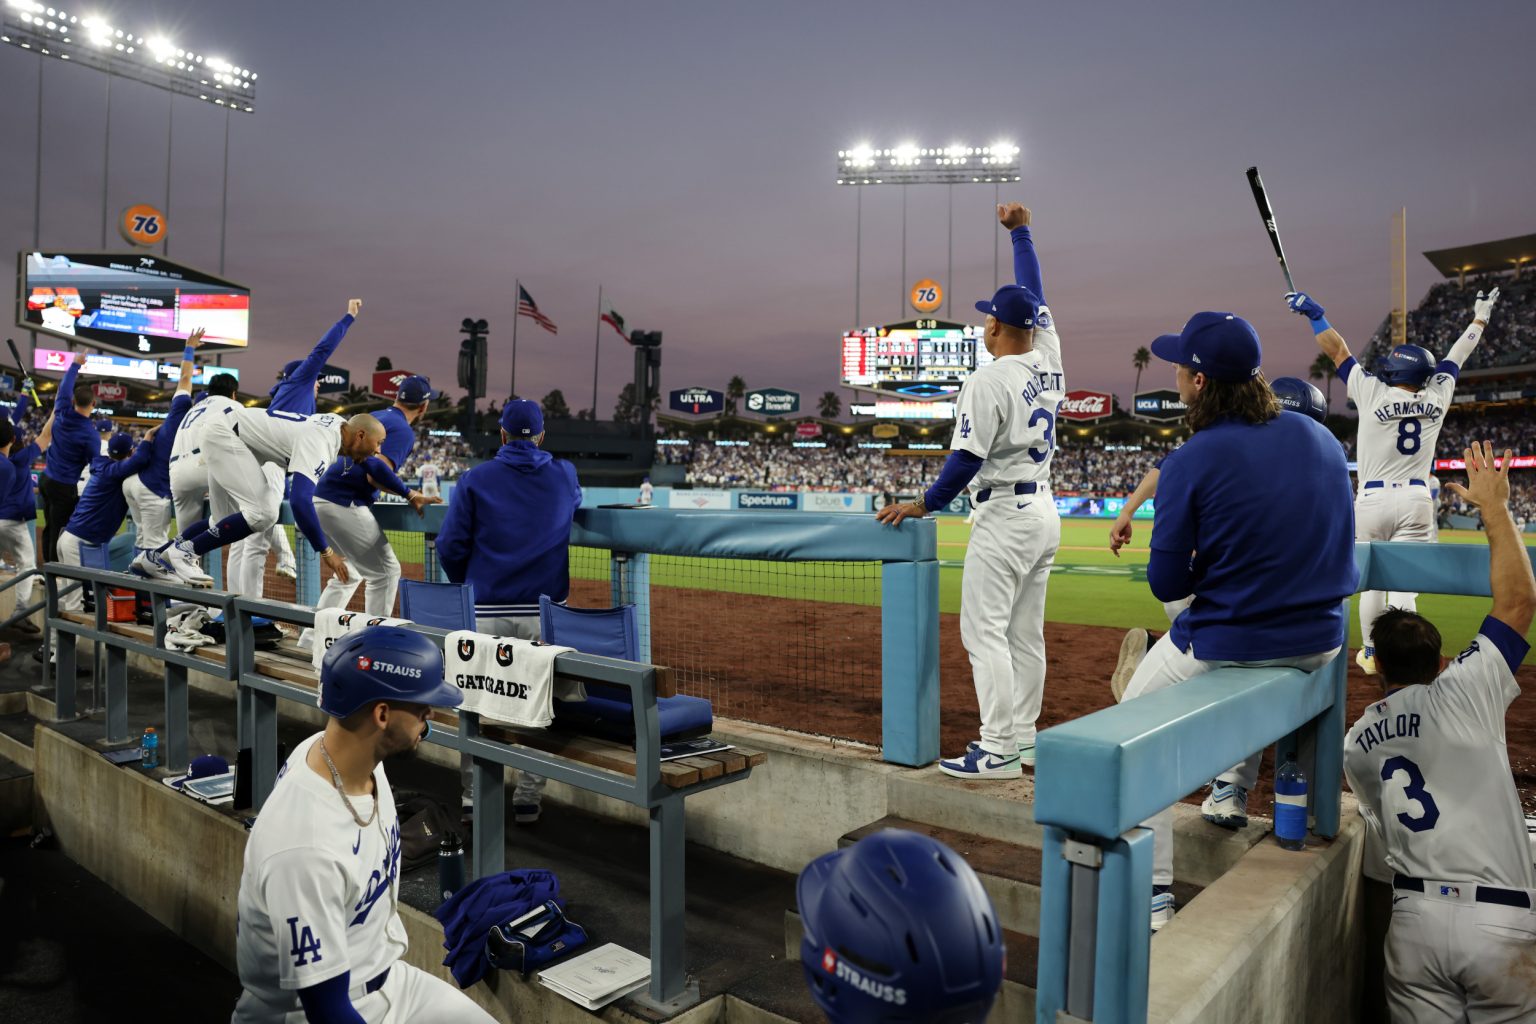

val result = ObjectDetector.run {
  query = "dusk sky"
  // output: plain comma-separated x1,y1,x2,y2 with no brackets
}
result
2,0,1533,417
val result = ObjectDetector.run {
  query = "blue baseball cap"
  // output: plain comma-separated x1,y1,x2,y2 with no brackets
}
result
973,284,1041,330
278,359,303,380
1150,312,1262,383
500,398,544,438
397,375,438,404
108,432,134,457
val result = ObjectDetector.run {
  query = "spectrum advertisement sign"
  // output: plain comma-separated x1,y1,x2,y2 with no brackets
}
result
737,492,799,510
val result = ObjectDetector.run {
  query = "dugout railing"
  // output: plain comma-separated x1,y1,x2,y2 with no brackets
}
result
1030,539,1536,1024
40,560,756,1011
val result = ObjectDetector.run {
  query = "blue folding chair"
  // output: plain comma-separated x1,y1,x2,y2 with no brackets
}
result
77,542,111,571
539,595,712,743
399,579,476,630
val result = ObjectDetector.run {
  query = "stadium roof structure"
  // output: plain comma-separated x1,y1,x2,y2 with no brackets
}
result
1422,233,1536,279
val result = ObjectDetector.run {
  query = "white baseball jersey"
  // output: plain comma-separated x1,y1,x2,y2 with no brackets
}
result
231,408,345,484
949,306,1065,489
233,732,407,1018
418,461,440,497
1344,360,1455,487
639,481,653,504
1344,622,1533,889
173,395,241,460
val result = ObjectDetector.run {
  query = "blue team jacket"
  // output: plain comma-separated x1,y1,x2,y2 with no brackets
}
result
268,314,354,415
436,442,582,616
64,442,155,546
44,363,99,486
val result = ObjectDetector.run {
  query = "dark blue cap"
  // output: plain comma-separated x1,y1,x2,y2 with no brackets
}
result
397,375,438,404
279,359,302,380
500,399,544,438
973,284,1041,330
108,432,134,457
1150,312,1262,383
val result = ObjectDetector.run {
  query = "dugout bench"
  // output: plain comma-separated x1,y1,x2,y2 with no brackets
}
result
43,561,763,1012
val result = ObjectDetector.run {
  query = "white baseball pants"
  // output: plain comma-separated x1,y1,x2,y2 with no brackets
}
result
1120,633,1340,885
1355,487,1435,648
50,529,85,649
461,613,546,808
227,462,288,598
121,474,174,552
0,519,38,606
231,960,496,1023
1385,884,1536,1023
959,494,1060,753
313,499,401,618
170,454,209,534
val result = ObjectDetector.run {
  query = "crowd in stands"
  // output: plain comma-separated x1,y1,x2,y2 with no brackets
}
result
1364,270,1536,371
398,435,475,482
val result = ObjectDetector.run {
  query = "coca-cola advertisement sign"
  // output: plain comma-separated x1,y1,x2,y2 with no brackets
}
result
1057,389,1112,422
795,422,822,438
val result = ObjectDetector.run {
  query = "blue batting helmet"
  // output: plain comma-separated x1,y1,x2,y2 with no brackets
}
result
798,829,1004,1024
1270,376,1327,423
318,625,462,718
1376,345,1436,387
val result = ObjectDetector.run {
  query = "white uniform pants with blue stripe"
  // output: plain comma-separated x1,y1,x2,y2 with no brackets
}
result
122,473,173,552
313,499,401,618
0,519,37,608
1120,635,1340,885
1355,488,1434,649
1386,884,1536,1023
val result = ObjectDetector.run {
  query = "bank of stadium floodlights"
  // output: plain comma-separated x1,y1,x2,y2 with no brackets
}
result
1,0,258,284
835,142,1021,324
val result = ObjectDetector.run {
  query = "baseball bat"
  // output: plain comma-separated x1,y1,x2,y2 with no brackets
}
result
4,338,41,407
1245,166,1296,293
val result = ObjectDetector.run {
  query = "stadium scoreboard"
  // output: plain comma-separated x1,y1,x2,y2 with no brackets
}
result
840,318,992,397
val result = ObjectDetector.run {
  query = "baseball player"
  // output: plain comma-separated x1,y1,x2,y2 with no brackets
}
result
418,457,441,499
798,829,1005,1022
232,625,494,1023
1343,441,1535,1023
123,329,204,571
1106,377,1331,699
38,352,98,564
309,375,441,626
0,389,53,634
135,409,385,587
638,475,653,505
877,202,1065,779
1121,313,1356,930
1286,288,1499,676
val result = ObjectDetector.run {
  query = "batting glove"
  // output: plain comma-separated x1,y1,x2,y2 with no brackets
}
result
1474,287,1500,323
20,377,32,394
1285,292,1326,321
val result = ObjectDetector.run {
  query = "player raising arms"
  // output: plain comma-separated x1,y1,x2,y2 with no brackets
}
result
877,201,1065,779
1344,441,1536,1023
1287,287,1499,675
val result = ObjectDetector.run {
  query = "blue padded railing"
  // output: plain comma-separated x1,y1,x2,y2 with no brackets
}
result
1031,539,1536,1024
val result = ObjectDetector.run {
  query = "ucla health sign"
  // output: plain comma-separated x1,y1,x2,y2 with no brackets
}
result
745,387,800,415
738,492,799,510
669,386,724,415
1133,389,1186,421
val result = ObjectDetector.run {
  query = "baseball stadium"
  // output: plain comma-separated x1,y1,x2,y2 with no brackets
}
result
0,5,1534,1024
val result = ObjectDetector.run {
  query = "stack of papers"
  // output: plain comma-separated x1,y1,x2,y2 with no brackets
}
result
538,943,650,1010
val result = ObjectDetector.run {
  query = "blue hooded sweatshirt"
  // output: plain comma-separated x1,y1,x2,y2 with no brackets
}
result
436,442,581,617
0,395,40,522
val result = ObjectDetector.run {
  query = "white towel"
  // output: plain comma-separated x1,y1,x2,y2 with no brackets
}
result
310,609,409,673
444,630,574,729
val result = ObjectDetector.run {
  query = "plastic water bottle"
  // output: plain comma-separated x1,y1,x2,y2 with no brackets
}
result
438,831,466,903
140,727,159,771
1274,754,1308,851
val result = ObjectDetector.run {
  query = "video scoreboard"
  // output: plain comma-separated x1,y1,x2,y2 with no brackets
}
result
839,318,992,397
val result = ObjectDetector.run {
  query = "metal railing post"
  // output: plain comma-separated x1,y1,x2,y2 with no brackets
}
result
47,572,77,719
153,592,190,773
647,795,688,1006
98,580,133,742
464,712,505,878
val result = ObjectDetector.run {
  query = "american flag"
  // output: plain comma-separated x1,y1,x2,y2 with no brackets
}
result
517,285,558,334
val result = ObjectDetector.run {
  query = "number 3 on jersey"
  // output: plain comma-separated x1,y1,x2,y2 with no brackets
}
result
1027,408,1055,463
1396,418,1421,455
1381,754,1439,832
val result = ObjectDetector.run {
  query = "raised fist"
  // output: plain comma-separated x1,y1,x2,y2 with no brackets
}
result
1285,292,1326,321
997,203,1031,230
347,298,362,317
1474,287,1500,324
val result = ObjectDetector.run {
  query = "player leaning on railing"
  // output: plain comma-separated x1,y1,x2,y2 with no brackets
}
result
877,201,1066,780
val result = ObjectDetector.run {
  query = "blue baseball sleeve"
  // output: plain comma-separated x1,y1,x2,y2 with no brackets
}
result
362,456,410,499
1146,452,1197,602
287,475,330,552
12,393,30,426
922,450,985,510
297,974,368,1024
292,315,354,388
56,362,80,412
1011,226,1044,303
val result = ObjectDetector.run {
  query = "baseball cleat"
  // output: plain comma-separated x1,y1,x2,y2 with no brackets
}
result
130,549,182,583
967,739,1036,766
275,560,298,581
940,745,1022,780
1111,627,1150,702
1150,885,1175,932
513,803,542,825
1201,782,1249,830
1355,649,1378,676
168,541,214,588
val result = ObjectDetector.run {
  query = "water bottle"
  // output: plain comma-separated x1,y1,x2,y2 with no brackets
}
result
1274,754,1308,851
438,830,466,903
140,727,159,771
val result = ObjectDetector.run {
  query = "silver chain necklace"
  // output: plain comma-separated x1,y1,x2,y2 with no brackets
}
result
318,737,378,828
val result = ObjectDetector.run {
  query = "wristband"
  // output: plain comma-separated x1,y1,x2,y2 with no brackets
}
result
183,345,196,362
1310,316,1332,336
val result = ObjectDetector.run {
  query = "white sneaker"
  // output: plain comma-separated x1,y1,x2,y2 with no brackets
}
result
1150,885,1175,932
968,739,1035,766
940,745,1022,780
130,548,181,582
170,541,214,588
1201,782,1249,830
1355,649,1377,676
1111,628,1150,702
275,560,298,580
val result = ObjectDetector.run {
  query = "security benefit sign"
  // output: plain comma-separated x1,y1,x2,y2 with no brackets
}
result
1057,389,1113,422
1133,389,1187,421
318,364,351,394
669,386,724,415
745,387,800,416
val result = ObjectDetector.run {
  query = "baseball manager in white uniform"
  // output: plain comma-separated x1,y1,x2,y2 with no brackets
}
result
233,624,493,1022
1344,440,1536,1023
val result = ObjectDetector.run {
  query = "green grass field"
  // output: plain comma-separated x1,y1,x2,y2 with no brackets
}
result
576,518,1534,663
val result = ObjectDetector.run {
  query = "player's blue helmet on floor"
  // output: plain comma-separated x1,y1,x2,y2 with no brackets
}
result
798,829,1004,1024
1269,376,1327,423
1375,344,1437,387
318,625,462,718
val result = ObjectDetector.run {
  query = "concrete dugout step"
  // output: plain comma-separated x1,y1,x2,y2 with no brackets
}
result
0,751,33,835
0,711,36,772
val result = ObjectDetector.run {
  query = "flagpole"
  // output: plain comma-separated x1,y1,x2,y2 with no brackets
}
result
510,277,520,400
592,283,602,417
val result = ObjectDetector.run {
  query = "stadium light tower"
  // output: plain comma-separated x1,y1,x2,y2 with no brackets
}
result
1,1,259,276
835,142,1022,322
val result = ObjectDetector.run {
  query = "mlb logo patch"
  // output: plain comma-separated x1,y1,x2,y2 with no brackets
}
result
822,948,837,974
356,656,372,671
1439,885,1460,898
1374,700,1389,715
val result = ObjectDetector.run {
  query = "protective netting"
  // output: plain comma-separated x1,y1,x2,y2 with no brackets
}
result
568,545,885,746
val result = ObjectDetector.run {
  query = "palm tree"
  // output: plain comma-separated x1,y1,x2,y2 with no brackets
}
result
725,375,745,417
817,390,841,419
1309,353,1336,410
1132,346,1151,396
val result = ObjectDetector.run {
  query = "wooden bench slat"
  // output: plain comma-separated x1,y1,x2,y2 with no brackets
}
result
672,756,724,781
